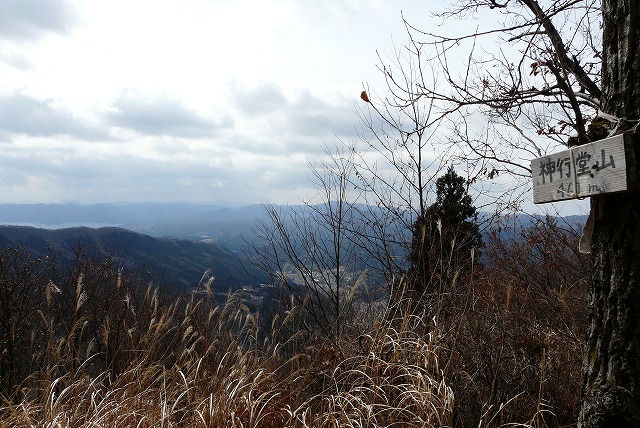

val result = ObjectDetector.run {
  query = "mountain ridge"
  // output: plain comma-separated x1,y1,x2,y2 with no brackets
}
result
0,224,264,297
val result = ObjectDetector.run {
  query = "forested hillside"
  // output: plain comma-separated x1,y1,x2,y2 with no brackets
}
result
0,225,263,295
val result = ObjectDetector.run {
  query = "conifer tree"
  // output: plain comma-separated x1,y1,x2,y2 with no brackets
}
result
408,167,482,293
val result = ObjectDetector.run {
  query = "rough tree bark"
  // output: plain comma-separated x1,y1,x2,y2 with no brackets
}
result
579,0,640,425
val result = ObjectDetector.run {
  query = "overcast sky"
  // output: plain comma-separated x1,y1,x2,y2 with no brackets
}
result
0,0,588,215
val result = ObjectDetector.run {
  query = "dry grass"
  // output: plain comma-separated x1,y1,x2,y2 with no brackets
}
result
0,254,454,428
1,286,284,427
284,310,453,427
0,288,453,427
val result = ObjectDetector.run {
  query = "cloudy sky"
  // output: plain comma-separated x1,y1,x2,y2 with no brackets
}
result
0,0,588,215
0,0,422,204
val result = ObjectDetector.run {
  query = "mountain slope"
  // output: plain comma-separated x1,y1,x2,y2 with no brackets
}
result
0,225,263,294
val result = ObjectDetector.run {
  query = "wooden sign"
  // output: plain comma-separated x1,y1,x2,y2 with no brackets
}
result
531,134,634,204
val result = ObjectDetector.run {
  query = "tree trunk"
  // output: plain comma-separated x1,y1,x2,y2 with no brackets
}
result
579,0,640,426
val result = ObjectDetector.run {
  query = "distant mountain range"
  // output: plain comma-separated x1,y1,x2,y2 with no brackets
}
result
0,202,271,252
0,224,266,297
0,202,254,226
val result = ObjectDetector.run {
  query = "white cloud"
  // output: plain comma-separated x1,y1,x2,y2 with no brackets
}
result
0,0,77,40
230,81,288,116
107,90,232,137
0,92,106,140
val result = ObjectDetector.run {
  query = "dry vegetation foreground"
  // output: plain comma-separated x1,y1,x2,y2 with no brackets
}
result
0,217,587,427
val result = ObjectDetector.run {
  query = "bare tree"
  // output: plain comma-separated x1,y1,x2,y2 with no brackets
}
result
337,32,503,307
349,46,479,291
248,145,369,343
402,0,602,210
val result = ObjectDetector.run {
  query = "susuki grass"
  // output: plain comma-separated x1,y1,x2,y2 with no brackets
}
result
0,286,452,427
0,251,453,427
1,282,286,427
284,311,453,427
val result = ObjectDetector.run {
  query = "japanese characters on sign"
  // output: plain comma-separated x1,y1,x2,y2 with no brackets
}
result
531,134,629,204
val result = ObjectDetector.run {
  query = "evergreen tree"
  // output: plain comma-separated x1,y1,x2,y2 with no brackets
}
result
408,167,482,293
